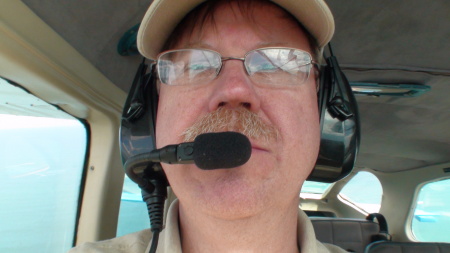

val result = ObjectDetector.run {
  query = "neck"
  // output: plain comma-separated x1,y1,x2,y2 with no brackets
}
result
178,200,300,253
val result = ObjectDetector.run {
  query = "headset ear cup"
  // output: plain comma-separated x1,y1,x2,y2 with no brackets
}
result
120,62,169,189
309,56,360,183
120,62,159,167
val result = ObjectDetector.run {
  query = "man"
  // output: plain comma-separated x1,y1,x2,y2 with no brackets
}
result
70,0,347,252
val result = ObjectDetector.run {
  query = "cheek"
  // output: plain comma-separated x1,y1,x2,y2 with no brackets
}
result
155,87,208,148
155,89,188,148
264,85,320,166
284,100,320,152
267,86,319,139
292,88,320,147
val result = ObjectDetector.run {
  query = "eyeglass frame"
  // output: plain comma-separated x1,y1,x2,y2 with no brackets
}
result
151,47,320,86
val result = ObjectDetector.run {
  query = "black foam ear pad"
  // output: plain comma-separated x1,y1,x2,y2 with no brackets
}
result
309,54,360,183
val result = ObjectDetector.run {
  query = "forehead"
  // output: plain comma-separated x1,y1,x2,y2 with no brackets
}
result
163,0,310,52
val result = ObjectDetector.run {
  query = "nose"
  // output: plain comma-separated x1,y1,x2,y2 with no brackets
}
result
208,60,261,112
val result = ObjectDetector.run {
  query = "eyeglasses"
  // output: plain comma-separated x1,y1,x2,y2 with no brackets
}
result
155,47,316,86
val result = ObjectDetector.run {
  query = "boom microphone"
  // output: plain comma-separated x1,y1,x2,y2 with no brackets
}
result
124,132,252,178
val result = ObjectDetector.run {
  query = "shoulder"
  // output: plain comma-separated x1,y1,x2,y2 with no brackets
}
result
317,241,348,253
66,229,151,253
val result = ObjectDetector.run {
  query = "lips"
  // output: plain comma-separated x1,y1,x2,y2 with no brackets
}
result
249,140,270,153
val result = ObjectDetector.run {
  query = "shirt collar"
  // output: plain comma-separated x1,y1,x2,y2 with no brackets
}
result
149,199,317,252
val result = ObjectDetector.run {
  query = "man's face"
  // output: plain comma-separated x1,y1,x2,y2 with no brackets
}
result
155,2,320,219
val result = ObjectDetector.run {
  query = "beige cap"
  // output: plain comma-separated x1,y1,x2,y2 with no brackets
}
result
137,0,335,59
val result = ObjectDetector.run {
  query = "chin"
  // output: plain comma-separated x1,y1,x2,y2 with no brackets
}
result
176,158,280,219
194,176,272,220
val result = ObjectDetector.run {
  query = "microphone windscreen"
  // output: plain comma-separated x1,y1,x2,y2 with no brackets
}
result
193,132,252,170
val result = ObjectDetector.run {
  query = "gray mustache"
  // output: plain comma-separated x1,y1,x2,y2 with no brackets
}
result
182,107,279,143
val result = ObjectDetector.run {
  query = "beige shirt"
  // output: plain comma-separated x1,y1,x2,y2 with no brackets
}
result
68,200,346,253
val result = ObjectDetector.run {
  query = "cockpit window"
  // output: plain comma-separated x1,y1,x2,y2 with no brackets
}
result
116,175,149,237
300,181,333,199
338,171,383,214
411,178,450,243
0,78,88,252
